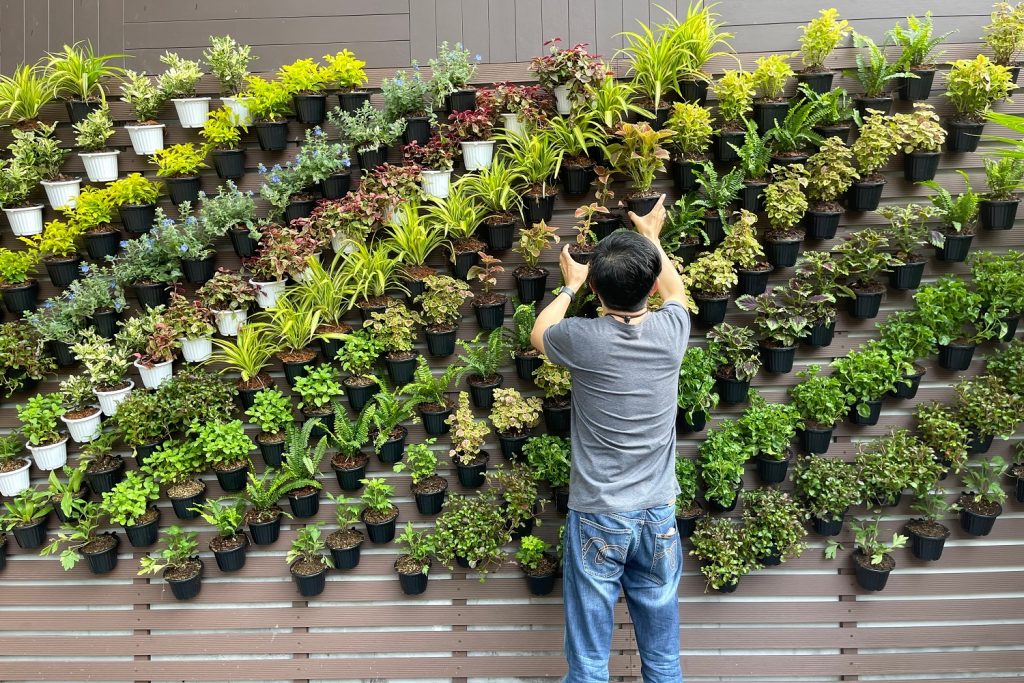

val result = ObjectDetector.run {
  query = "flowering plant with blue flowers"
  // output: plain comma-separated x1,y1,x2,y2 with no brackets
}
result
64,265,127,320
293,126,350,183
154,202,220,260
198,181,259,239
26,293,83,344
427,41,480,107
328,102,406,153
107,226,182,286
257,161,309,219
381,68,433,120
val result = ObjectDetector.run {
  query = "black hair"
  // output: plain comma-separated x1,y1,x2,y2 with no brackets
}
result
588,231,662,312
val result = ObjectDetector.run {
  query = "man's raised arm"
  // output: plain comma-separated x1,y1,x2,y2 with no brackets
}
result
628,194,688,308
530,245,589,356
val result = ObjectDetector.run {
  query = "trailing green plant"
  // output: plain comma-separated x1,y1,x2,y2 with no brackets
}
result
141,440,206,489
689,516,755,591
677,345,720,425
798,9,851,72
792,454,861,520
856,429,945,506
986,338,1024,395
100,471,159,526
954,375,1022,440
831,341,904,415
698,419,749,508
675,456,699,512
742,488,807,563
914,276,1002,346
432,488,508,579
946,54,1016,121
915,402,970,473
40,501,110,571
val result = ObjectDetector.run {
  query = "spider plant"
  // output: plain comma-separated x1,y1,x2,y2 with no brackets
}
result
385,201,449,272
584,75,647,130
617,16,685,111
339,243,407,306
290,255,354,329
263,295,327,355
0,64,58,126
497,130,564,195
458,157,525,218
424,184,487,241
667,1,735,81
208,324,280,385
44,42,126,103
546,111,607,163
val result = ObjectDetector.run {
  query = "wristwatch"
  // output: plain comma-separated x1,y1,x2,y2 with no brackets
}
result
560,286,575,302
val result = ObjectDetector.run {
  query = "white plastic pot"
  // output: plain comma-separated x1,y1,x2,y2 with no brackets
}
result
213,309,247,336
180,337,213,363
501,112,526,137
0,459,31,497
461,140,495,171
80,150,120,183
61,409,102,444
250,279,287,309
135,359,174,390
95,380,135,417
125,123,165,156
221,96,252,125
172,97,212,128
3,204,44,236
421,169,452,199
41,178,82,210
330,234,359,255
554,85,573,115
28,437,69,471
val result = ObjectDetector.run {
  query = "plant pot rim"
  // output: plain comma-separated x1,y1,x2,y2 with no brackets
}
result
171,96,212,102
124,122,166,130
2,203,45,213
94,380,135,396
61,408,101,423
28,435,69,450
79,149,120,158
40,178,82,186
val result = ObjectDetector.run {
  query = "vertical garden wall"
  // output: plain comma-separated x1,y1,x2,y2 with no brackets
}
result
0,1,1022,682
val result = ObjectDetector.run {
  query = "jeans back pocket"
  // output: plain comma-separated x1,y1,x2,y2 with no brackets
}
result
579,517,633,580
650,525,680,586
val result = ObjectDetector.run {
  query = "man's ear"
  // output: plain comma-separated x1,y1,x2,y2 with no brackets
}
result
650,281,659,296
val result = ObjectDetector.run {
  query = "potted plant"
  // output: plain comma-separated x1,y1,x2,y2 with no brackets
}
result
69,330,134,416
857,428,945,508
683,252,737,327
790,365,848,454
954,376,1021,454
889,13,955,101
105,388,164,466
915,277,1001,370
832,341,904,425
800,84,859,142
972,250,1024,339
74,431,125,503
916,402,970,477
120,70,166,155
847,516,908,591
163,294,214,364
8,124,78,211
240,389,290,467
391,522,433,595
545,112,604,196
99,471,160,546
764,96,827,166
738,391,802,483
833,229,902,319
893,103,946,182
446,391,491,488
617,16,683,122
292,367,341,436
204,35,255,122
105,174,161,235
57,375,101,444
208,324,279,409
0,320,58,395
428,41,479,113
71,110,118,179
243,469,295,545
689,517,753,593
730,121,773,213
245,226,316,308
904,487,953,561
190,497,249,572
43,41,124,123
41,500,119,574
277,58,329,125
490,388,543,460
241,76,292,150
711,70,755,161
508,220,559,304
606,122,672,216
382,67,432,143
140,439,206,518
285,523,332,597
0,156,43,238
534,357,571,436
803,137,859,239
459,158,525,252
447,106,497,171
978,155,1024,230
676,346,719,434
796,9,850,93
138,525,204,600
367,382,418,465
876,311,935,399
668,457,702,539
403,137,455,199
985,2,1024,78
414,275,471,357
958,456,1009,536
387,439,445,517
45,465,88,525
793,454,861,535
480,81,554,137
363,304,422,386
530,38,604,114
261,300,323,387
1,488,52,550
847,32,910,117
456,329,511,409
434,488,510,577
197,269,255,336
326,405,373,492
523,434,571,513
422,186,486,280
662,102,713,193
715,211,765,296
987,338,1024,395
698,420,748,513
945,55,1016,152
200,107,246,180
707,323,761,405
150,143,208,206
848,112,901,211
752,54,794,133
192,419,253,492
0,248,41,314
329,102,406,173
130,316,179,390
499,130,562,224
0,433,30,497
1012,444,1024,504
742,488,807,567
735,287,811,374
877,205,937,290
763,165,808,268
333,331,379,412
359,477,399,543
64,186,120,261
157,52,209,128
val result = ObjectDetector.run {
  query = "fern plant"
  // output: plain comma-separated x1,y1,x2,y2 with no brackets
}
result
765,96,827,153
281,420,327,490
244,469,297,517
845,32,910,98
922,170,980,235
694,163,745,221
731,120,773,181
369,379,421,452
400,357,461,407
457,329,512,384
330,402,375,458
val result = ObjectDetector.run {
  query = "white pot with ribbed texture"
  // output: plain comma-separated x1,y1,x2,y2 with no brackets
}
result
61,408,102,444
213,309,247,336
80,150,120,182
221,97,252,125
180,337,212,363
554,85,573,115
330,234,359,255
501,112,526,137
95,380,134,417
3,204,44,236
421,169,452,199
134,359,174,389
41,178,82,210
461,140,495,171
250,279,287,309
28,437,69,471
125,123,165,156
172,97,211,128
0,459,31,497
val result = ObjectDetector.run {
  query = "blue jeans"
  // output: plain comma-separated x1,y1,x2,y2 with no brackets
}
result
562,504,683,683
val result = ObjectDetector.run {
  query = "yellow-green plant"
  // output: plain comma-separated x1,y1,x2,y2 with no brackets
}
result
667,1,734,80
797,9,851,71
752,54,794,100
805,137,859,204
322,49,368,90
984,2,1024,66
200,107,245,150
713,70,755,128
0,64,57,125
665,101,713,159
276,58,330,95
44,41,126,103
946,54,1016,121
685,251,738,297
765,165,809,231
851,112,900,178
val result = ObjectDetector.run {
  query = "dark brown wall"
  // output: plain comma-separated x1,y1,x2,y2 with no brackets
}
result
0,2,1023,682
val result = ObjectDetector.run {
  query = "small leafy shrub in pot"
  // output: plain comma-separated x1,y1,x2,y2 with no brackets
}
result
689,517,755,593
793,454,861,535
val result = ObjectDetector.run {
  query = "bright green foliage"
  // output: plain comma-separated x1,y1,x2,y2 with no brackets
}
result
244,469,296,513
287,523,333,569
511,303,537,353
457,329,511,383
832,229,902,288
876,204,938,258
876,310,936,361
0,64,57,125
665,102,713,158
805,137,859,202
323,49,367,89
856,429,945,505
605,122,672,193
191,419,253,470
292,366,343,414
46,465,88,521
17,394,64,446
914,276,1000,346
954,376,1021,440
44,41,125,102
331,402,375,458
984,2,1024,65
765,165,809,231
699,420,749,508
40,501,105,571
798,9,851,70
790,365,849,427
396,521,434,573
191,497,247,538
851,111,900,176
738,391,803,460
120,70,164,122
200,107,245,149
752,54,794,100
734,287,812,348
524,434,571,489
742,488,807,563
960,456,1009,506
427,42,477,106
100,472,159,526
534,357,571,399
359,477,395,515
845,32,910,98
241,76,292,122
489,388,542,436
151,143,209,178
157,52,203,99
142,440,205,488
982,156,1024,199
850,516,908,567
516,535,551,572
277,58,330,95
830,341,902,414
694,162,745,220
204,35,255,96
915,402,970,474
393,438,439,486
946,54,1016,119
731,120,772,180
7,123,67,181
138,525,199,575
107,174,162,207
677,345,720,424
281,420,327,491
675,456,699,509
713,70,755,126
888,12,954,68
689,516,755,591
1,488,53,529
432,489,508,579
909,487,953,523
894,103,946,153
986,339,1024,396
72,107,114,151
793,454,861,520
765,96,826,154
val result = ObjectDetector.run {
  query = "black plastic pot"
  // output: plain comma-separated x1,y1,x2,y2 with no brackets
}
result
66,99,102,124
333,459,367,491
330,537,362,569
290,564,328,596
1016,475,1024,503
424,328,458,357
338,90,372,113
357,145,389,173
960,505,1001,536
515,270,548,305
524,571,556,596
761,344,797,374
238,381,272,411
626,194,660,217
903,150,940,182
847,181,884,212
446,89,477,113
415,482,448,516
85,229,120,260
83,533,120,574
543,403,571,437
891,368,925,400
797,71,834,94
523,193,557,224
908,525,948,561
738,181,767,213
12,519,47,549
897,69,936,101
804,210,841,240
165,176,201,206
855,96,893,118
281,355,317,386
215,463,250,493
498,433,530,460
124,511,160,547
212,148,246,179
475,301,506,330
483,218,515,251
806,319,836,348
456,455,489,488
770,152,809,169
385,355,417,386
403,116,432,145
716,376,750,405
318,172,352,201
1,281,39,314
592,213,621,241
889,260,926,290
938,342,976,371
946,120,984,153
704,215,725,246
284,197,316,223
89,309,119,339
132,282,170,309
344,382,378,413
679,78,709,103
397,566,430,595
166,560,203,600
118,203,157,234
181,256,215,284
213,534,249,572
515,353,543,381
765,239,801,268
363,511,398,544
229,225,259,258
170,486,206,520
48,339,76,367
1002,315,1020,342
468,376,503,410
449,249,480,280
376,427,407,465
967,430,994,455
812,511,846,536
848,290,883,319
849,400,883,426
854,556,892,592
258,439,285,468
292,94,327,124
736,269,770,297
693,294,728,327
676,509,702,539
935,233,974,262
319,336,344,363
798,425,834,454
714,130,745,163
754,101,788,133
670,159,699,194
289,489,321,519
248,513,283,545
133,441,160,469
85,460,125,494
756,454,789,484
44,256,82,287
979,198,1019,230
562,164,592,196
678,409,707,434
255,121,288,151
420,406,452,436
813,124,852,143
705,490,740,514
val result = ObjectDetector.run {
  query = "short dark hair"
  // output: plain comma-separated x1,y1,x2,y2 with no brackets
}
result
588,231,662,312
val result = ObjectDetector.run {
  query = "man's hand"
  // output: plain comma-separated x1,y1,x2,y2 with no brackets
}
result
628,194,668,242
559,245,589,291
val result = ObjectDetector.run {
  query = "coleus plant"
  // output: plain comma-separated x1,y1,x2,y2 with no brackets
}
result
735,286,812,348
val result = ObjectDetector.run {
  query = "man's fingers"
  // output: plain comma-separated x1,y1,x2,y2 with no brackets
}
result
655,193,666,210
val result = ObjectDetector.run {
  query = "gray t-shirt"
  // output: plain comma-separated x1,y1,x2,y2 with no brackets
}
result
543,300,691,513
